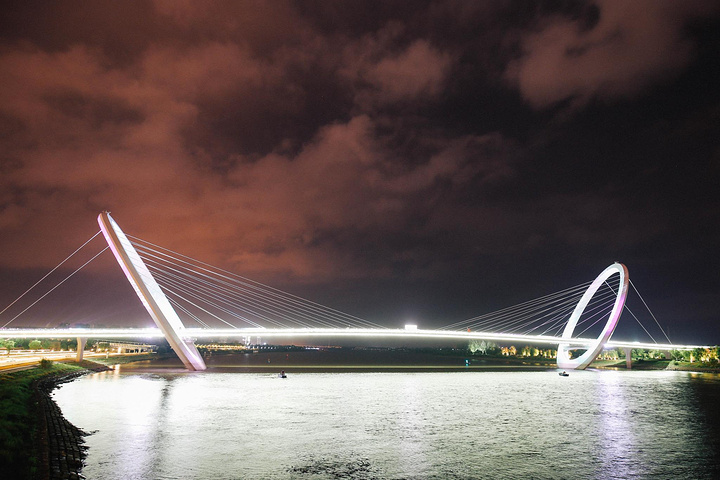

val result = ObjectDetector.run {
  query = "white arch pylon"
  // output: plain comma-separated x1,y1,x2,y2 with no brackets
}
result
557,262,629,370
98,212,206,371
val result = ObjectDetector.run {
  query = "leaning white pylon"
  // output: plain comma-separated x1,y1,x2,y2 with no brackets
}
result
557,262,629,370
98,212,206,371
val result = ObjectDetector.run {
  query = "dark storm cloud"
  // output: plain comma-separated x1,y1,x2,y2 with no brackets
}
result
505,0,720,109
0,1,718,341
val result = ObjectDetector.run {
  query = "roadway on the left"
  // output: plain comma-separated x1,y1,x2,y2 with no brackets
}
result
0,351,108,373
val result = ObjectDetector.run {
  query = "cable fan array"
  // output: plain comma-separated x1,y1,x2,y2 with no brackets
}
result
440,275,625,339
0,224,672,350
128,235,384,330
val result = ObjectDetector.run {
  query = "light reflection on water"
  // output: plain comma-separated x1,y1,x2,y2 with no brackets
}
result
53,369,720,479
595,371,635,479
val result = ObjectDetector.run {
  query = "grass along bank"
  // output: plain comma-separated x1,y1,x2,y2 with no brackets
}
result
0,361,85,479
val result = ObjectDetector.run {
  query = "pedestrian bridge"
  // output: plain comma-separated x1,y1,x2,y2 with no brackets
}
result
1,213,708,371
0,325,693,355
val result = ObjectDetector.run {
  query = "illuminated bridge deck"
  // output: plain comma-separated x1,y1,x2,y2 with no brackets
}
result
0,327,707,351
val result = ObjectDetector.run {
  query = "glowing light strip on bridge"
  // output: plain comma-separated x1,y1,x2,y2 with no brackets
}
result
0,327,709,351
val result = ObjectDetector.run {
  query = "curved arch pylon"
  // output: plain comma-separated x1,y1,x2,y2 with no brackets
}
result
98,212,206,371
557,263,629,370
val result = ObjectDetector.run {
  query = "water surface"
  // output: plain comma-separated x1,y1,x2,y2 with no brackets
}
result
53,369,720,479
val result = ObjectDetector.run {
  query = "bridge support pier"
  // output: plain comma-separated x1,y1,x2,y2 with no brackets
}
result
76,338,87,362
624,347,632,369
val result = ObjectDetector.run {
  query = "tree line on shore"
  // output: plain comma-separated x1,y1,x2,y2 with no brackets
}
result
467,339,720,364
468,340,557,359
0,338,79,351
3,337,719,366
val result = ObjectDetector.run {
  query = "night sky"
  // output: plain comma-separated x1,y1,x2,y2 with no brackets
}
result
1,1,718,344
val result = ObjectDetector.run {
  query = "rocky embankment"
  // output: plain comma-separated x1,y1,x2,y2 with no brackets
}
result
34,362,110,480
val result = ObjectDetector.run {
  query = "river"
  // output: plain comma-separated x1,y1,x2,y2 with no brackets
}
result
53,367,720,479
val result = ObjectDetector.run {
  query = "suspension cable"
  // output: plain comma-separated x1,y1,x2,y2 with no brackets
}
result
604,280,657,343
1,246,109,328
129,236,383,329
168,298,211,328
440,280,592,330
455,283,593,332
630,279,672,344
140,251,358,329
0,231,102,318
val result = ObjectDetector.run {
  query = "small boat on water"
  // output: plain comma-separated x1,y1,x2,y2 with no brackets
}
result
279,370,287,378
559,371,569,377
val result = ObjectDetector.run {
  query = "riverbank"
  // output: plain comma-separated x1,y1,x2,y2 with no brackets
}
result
592,358,720,373
196,349,561,372
1,354,168,480
36,361,110,480
128,349,713,373
88,352,177,366
1,361,91,479
86,349,720,374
